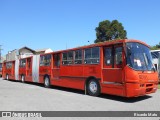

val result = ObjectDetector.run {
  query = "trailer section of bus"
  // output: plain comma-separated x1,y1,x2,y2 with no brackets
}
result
3,60,16,80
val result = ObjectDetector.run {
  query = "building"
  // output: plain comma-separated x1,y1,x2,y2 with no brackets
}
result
6,49,18,61
5,47,53,61
35,48,53,54
6,46,35,61
1,55,6,63
18,46,35,59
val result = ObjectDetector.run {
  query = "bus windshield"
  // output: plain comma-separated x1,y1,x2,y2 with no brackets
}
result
126,42,154,71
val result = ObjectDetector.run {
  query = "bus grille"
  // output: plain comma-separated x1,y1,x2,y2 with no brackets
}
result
145,83,154,93
146,84,153,87
146,88,153,93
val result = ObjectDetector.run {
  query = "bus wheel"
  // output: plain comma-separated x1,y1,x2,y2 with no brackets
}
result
87,79,100,96
6,74,9,80
44,76,50,88
21,75,25,83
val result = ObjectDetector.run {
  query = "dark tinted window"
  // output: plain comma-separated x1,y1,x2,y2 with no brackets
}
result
62,51,73,65
75,49,82,64
84,47,100,64
151,51,160,59
40,54,51,66
20,59,26,67
115,47,122,65
6,62,12,69
54,54,60,67
104,48,112,65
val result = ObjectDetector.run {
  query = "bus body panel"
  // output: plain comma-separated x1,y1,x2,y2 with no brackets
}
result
3,61,16,80
55,65,101,90
19,66,26,80
32,55,40,83
125,66,158,97
15,60,19,80
2,62,6,78
0,63,2,77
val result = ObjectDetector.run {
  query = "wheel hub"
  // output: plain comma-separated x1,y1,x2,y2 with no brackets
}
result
45,78,49,86
89,81,97,93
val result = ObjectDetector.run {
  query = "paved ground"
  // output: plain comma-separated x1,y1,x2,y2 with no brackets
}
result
0,78,160,120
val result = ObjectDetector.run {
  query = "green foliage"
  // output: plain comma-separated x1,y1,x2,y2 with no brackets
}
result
95,20,127,43
150,42,160,50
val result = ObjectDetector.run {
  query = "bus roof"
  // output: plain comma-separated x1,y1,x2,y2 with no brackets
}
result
150,50,160,52
52,39,149,54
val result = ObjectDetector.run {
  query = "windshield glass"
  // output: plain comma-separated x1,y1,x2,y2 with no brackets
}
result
126,42,154,71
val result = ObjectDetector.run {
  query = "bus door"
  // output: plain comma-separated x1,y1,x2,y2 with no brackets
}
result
26,57,32,76
12,61,15,76
102,44,124,86
52,53,60,80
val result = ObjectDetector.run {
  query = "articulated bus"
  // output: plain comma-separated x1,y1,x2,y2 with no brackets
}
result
0,63,2,77
2,39,158,97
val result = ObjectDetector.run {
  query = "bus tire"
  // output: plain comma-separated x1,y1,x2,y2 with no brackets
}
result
21,75,25,83
6,74,9,80
87,79,100,96
44,76,50,88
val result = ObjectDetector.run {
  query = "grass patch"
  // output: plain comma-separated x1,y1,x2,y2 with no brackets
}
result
158,84,160,89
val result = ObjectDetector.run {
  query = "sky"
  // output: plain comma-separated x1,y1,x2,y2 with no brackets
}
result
0,0,160,55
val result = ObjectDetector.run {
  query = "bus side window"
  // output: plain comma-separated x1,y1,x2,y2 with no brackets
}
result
62,51,73,65
54,54,60,67
40,55,51,66
104,48,112,65
115,47,122,65
40,56,44,66
62,52,67,65
6,62,12,69
19,59,26,67
68,51,73,64
74,49,82,64
45,54,51,66
84,47,100,64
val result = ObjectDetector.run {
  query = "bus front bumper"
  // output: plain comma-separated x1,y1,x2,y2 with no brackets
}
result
126,82,158,97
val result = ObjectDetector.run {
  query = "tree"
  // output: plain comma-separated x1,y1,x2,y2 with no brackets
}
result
95,20,127,43
150,42,160,50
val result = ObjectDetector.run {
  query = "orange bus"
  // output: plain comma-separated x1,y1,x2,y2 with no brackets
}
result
2,39,159,97
2,60,16,80
0,63,2,77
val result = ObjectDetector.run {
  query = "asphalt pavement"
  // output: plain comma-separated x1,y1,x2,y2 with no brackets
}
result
0,78,160,120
